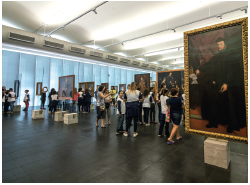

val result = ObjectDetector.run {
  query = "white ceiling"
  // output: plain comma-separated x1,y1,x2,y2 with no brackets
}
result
2,1,248,69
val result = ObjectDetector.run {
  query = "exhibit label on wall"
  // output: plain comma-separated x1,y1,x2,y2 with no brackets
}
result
184,17,248,143
134,73,150,93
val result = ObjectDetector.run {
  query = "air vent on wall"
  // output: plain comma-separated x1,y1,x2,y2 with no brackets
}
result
157,67,163,71
70,46,86,54
90,51,103,58
141,63,149,67
8,32,35,43
120,58,131,64
132,61,140,66
149,65,157,70
106,55,118,61
44,40,64,50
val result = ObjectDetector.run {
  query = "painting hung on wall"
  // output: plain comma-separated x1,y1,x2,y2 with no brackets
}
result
184,18,248,143
134,73,150,93
119,84,126,92
157,70,184,97
58,75,75,99
150,81,156,95
36,82,42,96
101,83,109,90
96,85,101,91
87,82,95,97
79,82,86,91
14,80,19,98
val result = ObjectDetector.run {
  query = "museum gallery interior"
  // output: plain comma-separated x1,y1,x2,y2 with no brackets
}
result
1,1,248,183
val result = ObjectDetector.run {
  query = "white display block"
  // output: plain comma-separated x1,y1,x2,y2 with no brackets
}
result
32,110,45,119
54,111,67,122
64,113,78,125
204,138,230,169
13,105,21,112
90,104,94,110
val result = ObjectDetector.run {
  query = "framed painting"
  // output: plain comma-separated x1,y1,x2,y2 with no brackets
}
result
150,81,156,96
101,83,109,90
96,85,101,92
86,82,95,97
157,70,184,97
134,73,150,93
119,84,126,92
58,75,75,99
14,80,19,98
79,82,86,91
184,17,248,143
36,82,42,96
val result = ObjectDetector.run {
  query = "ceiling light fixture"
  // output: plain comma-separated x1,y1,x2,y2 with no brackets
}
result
241,8,247,14
144,48,179,57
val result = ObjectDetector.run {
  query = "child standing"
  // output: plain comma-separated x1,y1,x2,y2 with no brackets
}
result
83,89,92,113
158,89,170,137
7,88,16,114
51,91,58,113
116,91,126,134
23,90,30,111
142,88,153,126
78,88,83,113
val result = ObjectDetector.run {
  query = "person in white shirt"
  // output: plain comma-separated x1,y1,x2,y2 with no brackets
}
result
51,91,58,113
78,88,84,113
116,91,126,134
149,87,157,124
7,88,16,113
142,88,153,126
23,90,30,111
158,89,170,137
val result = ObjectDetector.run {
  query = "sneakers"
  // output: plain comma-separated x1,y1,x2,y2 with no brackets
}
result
145,123,150,126
116,132,120,135
123,133,128,137
133,133,138,138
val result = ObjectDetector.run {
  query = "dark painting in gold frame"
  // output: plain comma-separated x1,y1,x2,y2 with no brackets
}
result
79,82,86,91
58,75,75,99
87,82,95,97
101,83,109,90
184,17,248,143
119,84,126,92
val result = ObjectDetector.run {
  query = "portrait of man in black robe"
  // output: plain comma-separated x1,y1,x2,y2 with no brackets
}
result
189,24,246,133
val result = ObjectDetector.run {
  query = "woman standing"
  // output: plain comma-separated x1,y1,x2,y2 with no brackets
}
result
96,86,111,128
167,88,185,144
123,82,142,137
41,87,48,109
156,83,166,123
142,88,152,126
104,89,112,125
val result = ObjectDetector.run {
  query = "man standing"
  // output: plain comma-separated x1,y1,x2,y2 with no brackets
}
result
196,37,246,133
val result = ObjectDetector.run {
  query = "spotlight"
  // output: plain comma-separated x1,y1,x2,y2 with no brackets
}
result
241,8,247,14
93,9,97,14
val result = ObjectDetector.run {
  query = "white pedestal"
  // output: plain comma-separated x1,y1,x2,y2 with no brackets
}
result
32,110,45,119
13,105,21,112
90,104,94,110
54,111,67,122
64,113,78,125
204,138,230,169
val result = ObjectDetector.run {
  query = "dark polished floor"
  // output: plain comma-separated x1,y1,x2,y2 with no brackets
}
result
2,106,248,183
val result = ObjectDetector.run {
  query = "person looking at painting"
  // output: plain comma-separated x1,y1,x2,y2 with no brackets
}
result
96,86,111,128
48,88,55,114
156,83,166,123
78,88,84,113
167,88,184,145
195,37,246,133
137,87,143,125
116,91,126,134
51,90,59,114
41,87,48,110
158,89,170,137
23,90,30,111
110,86,116,110
104,88,112,125
149,87,157,124
69,88,78,113
142,88,153,126
7,88,16,114
123,82,142,137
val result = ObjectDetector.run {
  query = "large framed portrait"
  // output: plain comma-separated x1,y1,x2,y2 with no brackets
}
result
58,75,75,99
86,82,95,97
79,82,86,91
14,80,19,98
36,82,42,96
150,81,156,95
184,17,248,143
101,83,109,90
119,84,126,92
157,70,184,97
134,73,150,93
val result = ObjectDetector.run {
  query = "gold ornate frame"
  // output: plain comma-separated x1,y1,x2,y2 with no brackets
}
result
86,82,95,97
119,84,126,91
58,75,75,99
36,82,42,96
184,17,248,143
101,83,109,90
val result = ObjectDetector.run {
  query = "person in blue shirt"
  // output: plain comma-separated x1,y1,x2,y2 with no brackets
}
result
167,88,185,145
84,89,92,113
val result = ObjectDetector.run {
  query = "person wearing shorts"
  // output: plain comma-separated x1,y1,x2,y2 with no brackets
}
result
167,88,185,145
110,86,116,110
